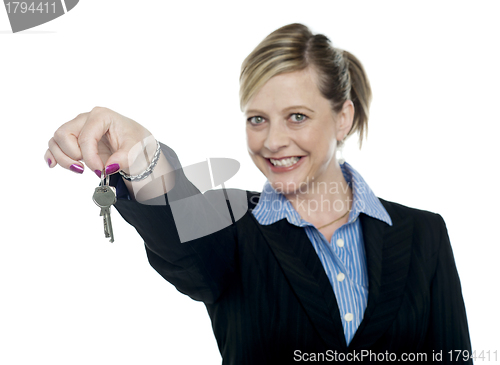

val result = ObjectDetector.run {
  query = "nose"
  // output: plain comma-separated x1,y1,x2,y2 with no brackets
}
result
264,120,289,153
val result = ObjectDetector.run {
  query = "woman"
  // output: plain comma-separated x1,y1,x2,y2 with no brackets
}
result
45,23,472,364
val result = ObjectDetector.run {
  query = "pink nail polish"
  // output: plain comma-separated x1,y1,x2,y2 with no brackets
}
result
94,170,102,178
47,158,52,167
105,163,120,175
70,164,84,174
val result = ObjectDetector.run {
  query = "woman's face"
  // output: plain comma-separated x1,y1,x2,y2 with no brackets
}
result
244,67,353,195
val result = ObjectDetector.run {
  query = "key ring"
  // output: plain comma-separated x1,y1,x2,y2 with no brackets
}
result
99,169,110,189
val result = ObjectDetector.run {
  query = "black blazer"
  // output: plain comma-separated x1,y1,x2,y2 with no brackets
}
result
110,143,472,364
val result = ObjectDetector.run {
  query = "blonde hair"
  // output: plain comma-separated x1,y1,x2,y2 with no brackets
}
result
239,23,372,148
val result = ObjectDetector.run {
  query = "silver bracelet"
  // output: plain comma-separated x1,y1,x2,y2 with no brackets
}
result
119,139,161,181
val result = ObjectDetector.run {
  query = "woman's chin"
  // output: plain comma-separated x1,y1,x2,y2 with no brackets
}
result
268,178,304,195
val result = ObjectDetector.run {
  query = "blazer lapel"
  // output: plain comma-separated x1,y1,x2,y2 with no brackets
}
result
251,216,348,351
348,210,414,349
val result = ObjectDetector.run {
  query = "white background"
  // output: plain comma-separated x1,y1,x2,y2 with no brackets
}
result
1,1,499,364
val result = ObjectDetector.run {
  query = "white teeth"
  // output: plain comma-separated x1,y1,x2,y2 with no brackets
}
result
269,156,300,167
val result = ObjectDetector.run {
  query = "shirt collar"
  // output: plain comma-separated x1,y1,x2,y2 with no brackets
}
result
251,161,392,227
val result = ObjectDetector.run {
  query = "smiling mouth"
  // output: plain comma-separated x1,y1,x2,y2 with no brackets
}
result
268,156,302,167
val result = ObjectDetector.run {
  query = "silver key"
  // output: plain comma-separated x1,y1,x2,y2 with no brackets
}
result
93,185,116,242
100,206,114,242
92,171,117,242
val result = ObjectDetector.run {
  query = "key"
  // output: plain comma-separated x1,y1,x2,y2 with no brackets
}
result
92,171,117,242
94,184,116,242
101,206,114,242
99,207,110,238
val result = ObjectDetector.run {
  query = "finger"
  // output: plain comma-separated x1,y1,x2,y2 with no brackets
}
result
48,137,84,174
52,112,89,162
78,107,112,174
44,149,55,168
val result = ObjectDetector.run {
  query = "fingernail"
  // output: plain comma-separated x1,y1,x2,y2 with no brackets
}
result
94,170,102,178
47,158,52,167
105,163,120,175
70,164,84,174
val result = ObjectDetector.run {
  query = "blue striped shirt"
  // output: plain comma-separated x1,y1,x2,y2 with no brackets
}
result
251,161,392,345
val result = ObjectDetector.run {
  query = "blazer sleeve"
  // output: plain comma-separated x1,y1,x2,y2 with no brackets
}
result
108,142,240,304
423,214,473,363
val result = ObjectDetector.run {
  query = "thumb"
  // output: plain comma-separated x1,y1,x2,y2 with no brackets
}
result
104,135,157,176
102,149,127,176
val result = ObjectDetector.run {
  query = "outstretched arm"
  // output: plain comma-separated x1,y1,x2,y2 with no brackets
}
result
109,142,241,304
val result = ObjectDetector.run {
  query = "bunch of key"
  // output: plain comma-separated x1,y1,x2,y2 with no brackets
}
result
92,169,117,242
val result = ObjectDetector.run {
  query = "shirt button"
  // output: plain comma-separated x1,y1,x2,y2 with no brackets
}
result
344,313,354,322
337,273,345,282
336,238,344,247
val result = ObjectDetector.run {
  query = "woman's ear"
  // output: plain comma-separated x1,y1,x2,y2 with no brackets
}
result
335,100,355,141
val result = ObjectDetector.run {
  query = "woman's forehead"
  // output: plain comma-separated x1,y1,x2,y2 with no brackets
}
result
244,68,326,113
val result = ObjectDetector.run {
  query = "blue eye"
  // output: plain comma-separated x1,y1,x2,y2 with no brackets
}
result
290,113,307,123
247,116,265,125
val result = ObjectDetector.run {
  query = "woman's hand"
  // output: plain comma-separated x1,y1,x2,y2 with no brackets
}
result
44,106,155,177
